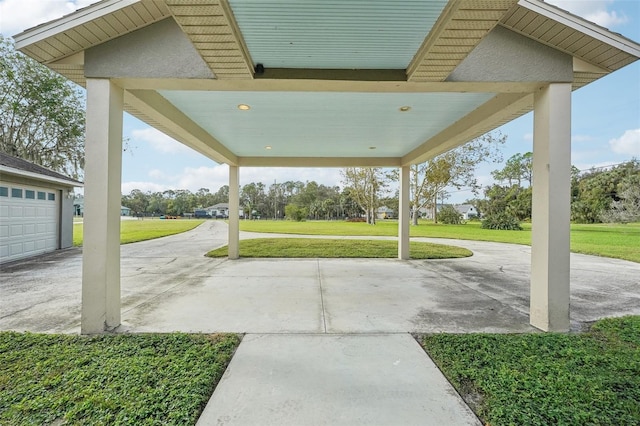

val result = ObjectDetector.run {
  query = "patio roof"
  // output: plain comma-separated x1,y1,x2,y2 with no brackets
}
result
13,0,640,168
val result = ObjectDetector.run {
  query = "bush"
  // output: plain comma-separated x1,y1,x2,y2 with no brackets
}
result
345,217,366,223
439,205,464,224
481,212,522,230
284,204,308,222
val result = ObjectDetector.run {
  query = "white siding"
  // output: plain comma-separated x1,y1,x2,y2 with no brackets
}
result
0,182,60,263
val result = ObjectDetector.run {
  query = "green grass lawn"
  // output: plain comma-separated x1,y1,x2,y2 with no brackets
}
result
70,217,638,262
419,315,640,425
73,218,205,246
238,220,640,263
0,332,240,425
206,238,472,259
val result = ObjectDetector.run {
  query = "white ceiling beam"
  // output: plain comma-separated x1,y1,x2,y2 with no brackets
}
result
113,77,539,93
238,157,401,168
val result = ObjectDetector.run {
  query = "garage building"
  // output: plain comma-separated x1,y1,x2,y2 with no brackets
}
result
0,153,82,264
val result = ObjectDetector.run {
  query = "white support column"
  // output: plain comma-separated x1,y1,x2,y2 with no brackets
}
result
228,165,240,259
81,79,124,334
398,165,410,260
530,83,572,332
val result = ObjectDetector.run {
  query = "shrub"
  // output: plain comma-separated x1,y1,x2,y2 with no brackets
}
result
345,217,366,223
439,205,464,225
284,204,308,222
481,212,522,230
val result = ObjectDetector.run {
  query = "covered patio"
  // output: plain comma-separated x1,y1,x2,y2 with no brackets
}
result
14,0,640,334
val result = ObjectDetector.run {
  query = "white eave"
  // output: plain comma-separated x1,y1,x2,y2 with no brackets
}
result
14,0,138,47
518,0,640,58
13,0,169,65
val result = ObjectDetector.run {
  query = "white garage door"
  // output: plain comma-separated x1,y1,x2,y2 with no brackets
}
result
0,183,59,263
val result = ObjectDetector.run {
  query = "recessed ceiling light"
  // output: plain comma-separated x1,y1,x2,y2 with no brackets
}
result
399,106,411,112
265,145,272,150
369,146,377,150
238,104,251,111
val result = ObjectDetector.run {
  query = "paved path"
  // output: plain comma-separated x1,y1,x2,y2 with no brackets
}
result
2,220,639,425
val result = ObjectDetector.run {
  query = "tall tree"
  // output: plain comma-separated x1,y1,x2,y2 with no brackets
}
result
212,185,229,205
122,189,150,216
0,36,85,179
241,182,266,218
341,167,386,224
478,184,532,221
491,152,532,187
195,187,215,208
601,174,640,223
478,151,535,222
571,160,639,223
407,131,506,224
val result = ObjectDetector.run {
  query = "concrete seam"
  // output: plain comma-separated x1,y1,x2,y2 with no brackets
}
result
317,259,327,333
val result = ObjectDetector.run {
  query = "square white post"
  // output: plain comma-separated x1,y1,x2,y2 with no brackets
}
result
398,165,410,260
81,79,123,334
530,83,572,332
228,165,240,259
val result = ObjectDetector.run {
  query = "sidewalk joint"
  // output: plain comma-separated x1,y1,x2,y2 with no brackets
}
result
316,259,327,333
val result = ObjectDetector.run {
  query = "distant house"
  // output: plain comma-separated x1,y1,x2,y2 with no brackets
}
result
420,204,478,220
376,206,396,219
419,205,442,220
453,204,478,220
73,197,131,216
0,152,82,264
204,202,244,218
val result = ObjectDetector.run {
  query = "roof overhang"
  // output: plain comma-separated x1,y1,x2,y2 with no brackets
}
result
13,0,640,168
0,166,84,188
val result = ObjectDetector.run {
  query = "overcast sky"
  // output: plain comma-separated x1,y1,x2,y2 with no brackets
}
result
1,0,639,202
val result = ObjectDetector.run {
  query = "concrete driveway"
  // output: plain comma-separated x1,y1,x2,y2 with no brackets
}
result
2,220,639,425
2,220,638,334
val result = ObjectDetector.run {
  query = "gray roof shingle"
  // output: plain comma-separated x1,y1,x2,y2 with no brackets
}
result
0,152,83,185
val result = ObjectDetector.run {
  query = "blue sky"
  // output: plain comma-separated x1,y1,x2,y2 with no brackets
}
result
1,0,639,202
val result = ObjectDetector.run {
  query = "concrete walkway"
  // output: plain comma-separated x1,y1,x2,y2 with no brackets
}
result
1,220,639,425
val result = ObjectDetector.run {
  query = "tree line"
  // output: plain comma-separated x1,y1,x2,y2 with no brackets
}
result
120,131,508,222
120,181,366,220
475,155,639,227
120,155,638,226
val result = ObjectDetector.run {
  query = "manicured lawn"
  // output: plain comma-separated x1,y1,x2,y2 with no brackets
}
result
569,222,640,263
73,218,205,246
206,238,472,259
0,332,240,425
420,315,640,425
238,220,640,263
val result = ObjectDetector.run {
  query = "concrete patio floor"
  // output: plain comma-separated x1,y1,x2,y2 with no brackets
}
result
2,220,638,334
1,220,639,425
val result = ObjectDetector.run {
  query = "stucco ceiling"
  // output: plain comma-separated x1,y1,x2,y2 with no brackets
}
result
228,0,448,69
158,90,495,158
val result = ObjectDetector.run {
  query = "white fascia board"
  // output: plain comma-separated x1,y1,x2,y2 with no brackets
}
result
0,166,83,188
13,0,140,49
519,0,640,57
